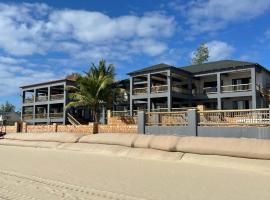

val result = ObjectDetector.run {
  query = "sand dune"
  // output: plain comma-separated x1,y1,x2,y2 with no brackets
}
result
0,145,269,200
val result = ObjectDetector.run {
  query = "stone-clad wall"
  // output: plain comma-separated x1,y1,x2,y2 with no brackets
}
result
99,125,137,133
27,125,55,133
5,125,18,133
4,122,137,134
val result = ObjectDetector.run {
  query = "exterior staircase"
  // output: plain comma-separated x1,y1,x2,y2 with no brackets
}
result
67,113,81,125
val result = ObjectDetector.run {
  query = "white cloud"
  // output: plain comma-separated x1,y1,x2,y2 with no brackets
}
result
206,40,235,61
183,0,270,33
0,3,176,57
0,61,59,97
0,2,177,99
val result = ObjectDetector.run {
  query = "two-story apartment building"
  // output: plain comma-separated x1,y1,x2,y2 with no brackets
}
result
128,60,270,115
21,60,270,123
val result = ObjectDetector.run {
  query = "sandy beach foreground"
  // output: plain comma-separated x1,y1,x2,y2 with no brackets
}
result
0,145,269,200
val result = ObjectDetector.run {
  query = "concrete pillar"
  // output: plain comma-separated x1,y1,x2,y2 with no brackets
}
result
217,72,222,109
187,109,197,136
147,98,151,112
53,123,58,132
167,70,172,111
14,122,19,133
138,111,145,134
129,77,133,116
89,122,98,134
188,77,193,106
22,122,27,133
251,68,257,109
33,89,36,123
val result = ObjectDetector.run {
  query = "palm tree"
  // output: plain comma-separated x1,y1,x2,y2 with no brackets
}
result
66,59,115,122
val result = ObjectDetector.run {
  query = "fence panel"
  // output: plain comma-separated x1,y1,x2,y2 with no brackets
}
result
145,111,188,126
198,109,270,126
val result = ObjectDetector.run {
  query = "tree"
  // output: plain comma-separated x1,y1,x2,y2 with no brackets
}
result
66,59,115,122
0,101,15,112
191,43,209,64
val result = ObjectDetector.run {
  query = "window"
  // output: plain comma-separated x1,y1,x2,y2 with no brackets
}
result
233,100,250,109
232,78,251,85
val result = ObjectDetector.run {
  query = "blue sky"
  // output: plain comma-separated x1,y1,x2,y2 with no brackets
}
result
1,0,270,110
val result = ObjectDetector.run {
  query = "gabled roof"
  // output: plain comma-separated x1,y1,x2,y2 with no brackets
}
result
127,63,190,76
180,60,257,74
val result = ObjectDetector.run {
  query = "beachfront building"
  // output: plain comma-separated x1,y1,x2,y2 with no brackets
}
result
20,60,270,123
21,76,80,125
128,60,270,115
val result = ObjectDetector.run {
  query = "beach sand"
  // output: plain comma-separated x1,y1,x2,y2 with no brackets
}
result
0,145,269,200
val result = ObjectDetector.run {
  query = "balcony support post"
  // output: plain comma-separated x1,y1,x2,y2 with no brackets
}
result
129,77,133,116
47,86,51,124
188,77,192,106
217,72,222,109
251,68,257,109
33,89,36,124
147,74,151,112
167,70,172,111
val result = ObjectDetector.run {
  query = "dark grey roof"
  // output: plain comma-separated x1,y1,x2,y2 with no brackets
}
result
127,60,262,76
128,63,190,75
180,60,257,74
128,63,172,75
20,78,74,89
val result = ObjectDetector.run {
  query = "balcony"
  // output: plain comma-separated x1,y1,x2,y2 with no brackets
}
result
22,114,33,120
36,95,48,102
133,87,147,95
151,85,168,93
221,83,252,93
24,97,34,104
203,87,217,94
49,112,63,118
50,94,64,101
172,86,190,94
35,113,47,119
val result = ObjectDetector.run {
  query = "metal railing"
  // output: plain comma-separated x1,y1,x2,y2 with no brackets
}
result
36,96,48,102
49,113,63,118
133,87,147,95
50,94,64,101
35,113,47,119
151,85,168,93
203,87,217,94
172,86,190,94
67,113,81,125
24,98,34,103
22,114,33,120
198,108,270,126
221,83,252,92
112,110,130,117
145,111,188,126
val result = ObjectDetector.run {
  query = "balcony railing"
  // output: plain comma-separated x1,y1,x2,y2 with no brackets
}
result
50,94,64,101
133,87,147,95
172,86,190,94
36,96,48,102
151,85,168,93
203,87,217,94
24,98,34,104
22,114,33,120
49,112,63,118
112,110,130,117
35,113,47,119
221,83,252,92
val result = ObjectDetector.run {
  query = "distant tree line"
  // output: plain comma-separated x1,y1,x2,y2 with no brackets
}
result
0,101,15,113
